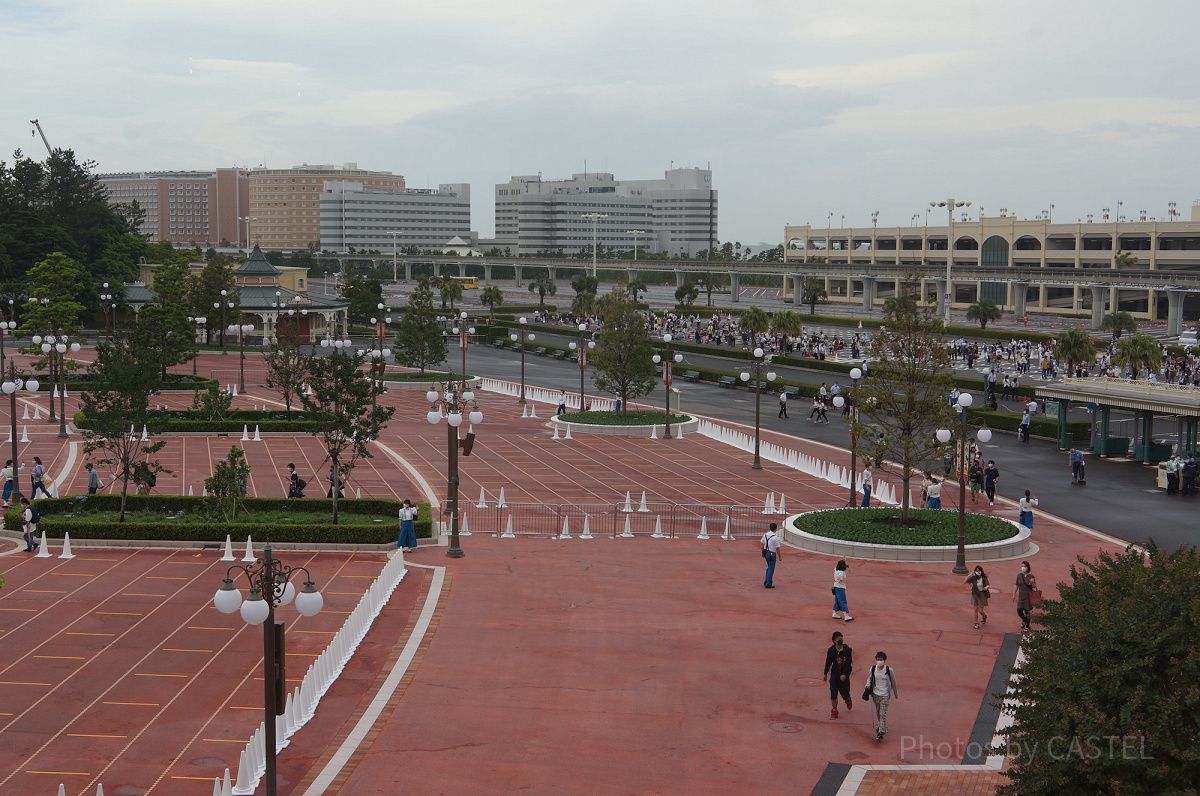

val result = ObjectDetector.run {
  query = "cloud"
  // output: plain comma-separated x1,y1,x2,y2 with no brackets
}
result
773,51,975,92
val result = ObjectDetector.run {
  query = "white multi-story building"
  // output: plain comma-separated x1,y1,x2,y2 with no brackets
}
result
494,168,717,257
319,182,473,252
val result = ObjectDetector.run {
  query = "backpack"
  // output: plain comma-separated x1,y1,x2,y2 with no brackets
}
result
296,479,307,491
146,471,157,488
28,505,40,524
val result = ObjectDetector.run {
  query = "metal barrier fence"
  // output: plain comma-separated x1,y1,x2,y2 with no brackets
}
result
456,502,777,539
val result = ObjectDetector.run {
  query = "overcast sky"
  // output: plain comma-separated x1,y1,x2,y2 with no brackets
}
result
3,1,1198,247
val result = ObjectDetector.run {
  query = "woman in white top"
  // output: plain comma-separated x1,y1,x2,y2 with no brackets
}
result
1018,490,1038,529
397,500,419,552
926,477,943,510
832,560,853,621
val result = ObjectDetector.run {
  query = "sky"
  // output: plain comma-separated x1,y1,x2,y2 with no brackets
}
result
3,0,1199,247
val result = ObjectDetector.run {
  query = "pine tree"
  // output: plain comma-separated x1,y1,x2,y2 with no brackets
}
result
394,276,446,373
592,288,656,416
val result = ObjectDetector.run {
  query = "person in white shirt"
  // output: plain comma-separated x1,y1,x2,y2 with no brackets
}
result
1018,490,1038,529
832,559,853,621
397,500,419,552
760,523,781,588
865,651,899,741
926,477,943,510
860,465,872,507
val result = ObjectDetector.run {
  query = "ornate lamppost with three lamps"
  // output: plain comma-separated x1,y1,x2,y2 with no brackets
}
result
229,322,255,393
651,333,682,438
936,392,992,575
739,347,777,469
569,322,595,414
426,380,483,558
509,317,534,404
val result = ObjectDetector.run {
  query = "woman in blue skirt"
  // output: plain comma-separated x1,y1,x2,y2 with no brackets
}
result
398,499,419,552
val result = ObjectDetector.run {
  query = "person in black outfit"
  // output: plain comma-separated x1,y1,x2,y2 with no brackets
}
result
1183,455,1198,497
983,460,1000,506
822,631,854,719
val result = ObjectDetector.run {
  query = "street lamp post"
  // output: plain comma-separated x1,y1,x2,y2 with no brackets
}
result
936,393,992,575
2,366,38,486
389,232,399,283
832,366,864,506
931,198,971,325
188,316,207,375
229,322,254,393
582,213,608,277
100,283,113,340
509,316,534,403
425,379,483,558
630,229,645,262
739,348,777,469
216,290,231,353
568,323,595,414
651,333,682,438
369,303,393,405
213,545,324,796
452,310,475,378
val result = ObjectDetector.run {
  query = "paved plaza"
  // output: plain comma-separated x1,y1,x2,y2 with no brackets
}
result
0,350,1134,794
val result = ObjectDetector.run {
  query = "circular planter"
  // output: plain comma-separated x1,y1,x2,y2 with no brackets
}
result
384,376,480,390
547,415,699,437
781,509,1033,562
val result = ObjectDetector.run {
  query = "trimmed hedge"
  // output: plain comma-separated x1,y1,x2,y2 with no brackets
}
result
73,416,320,433
966,408,1091,441
36,374,218,392
382,371,471,382
792,507,1017,546
557,410,690,425
4,495,432,542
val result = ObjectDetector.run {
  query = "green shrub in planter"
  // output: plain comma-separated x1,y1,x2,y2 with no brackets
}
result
791,507,1017,546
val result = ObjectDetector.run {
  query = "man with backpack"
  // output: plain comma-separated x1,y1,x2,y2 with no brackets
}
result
21,497,39,553
760,522,781,588
287,463,307,498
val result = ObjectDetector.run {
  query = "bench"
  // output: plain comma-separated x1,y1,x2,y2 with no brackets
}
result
552,349,567,359
783,385,802,398
718,375,738,387
569,352,580,363
492,340,506,349
534,347,548,356
683,370,702,381
511,342,523,352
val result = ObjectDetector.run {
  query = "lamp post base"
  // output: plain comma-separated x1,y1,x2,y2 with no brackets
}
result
446,546,465,558
951,563,969,575
751,460,762,470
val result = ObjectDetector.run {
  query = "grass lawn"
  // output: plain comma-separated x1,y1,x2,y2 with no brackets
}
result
791,507,1017,546
556,410,691,426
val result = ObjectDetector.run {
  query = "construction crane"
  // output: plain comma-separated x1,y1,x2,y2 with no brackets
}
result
29,119,52,154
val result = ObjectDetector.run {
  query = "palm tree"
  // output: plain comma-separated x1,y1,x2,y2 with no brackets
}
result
480,285,504,320
440,279,463,312
1112,334,1162,380
770,309,804,338
571,274,599,295
675,282,700,306
738,306,770,348
801,277,827,315
627,277,647,303
1055,326,1096,373
1102,310,1137,341
965,298,1002,329
571,291,596,316
528,275,557,305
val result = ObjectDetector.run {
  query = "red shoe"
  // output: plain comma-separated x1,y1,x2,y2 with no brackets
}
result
830,708,839,719
845,698,853,711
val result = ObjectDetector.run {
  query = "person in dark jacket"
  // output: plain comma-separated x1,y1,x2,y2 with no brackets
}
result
1182,455,1198,497
823,631,854,719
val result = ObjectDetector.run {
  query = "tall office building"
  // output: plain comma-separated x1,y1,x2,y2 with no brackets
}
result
249,163,405,250
494,168,717,257
97,168,249,245
319,182,472,252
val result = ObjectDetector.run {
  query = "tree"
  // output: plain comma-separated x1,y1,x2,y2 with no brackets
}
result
263,319,307,417
1113,249,1139,268
20,252,89,379
571,292,597,317
190,381,233,420
440,278,464,311
1112,334,1161,380
738,306,770,344
626,277,648,303
528,275,557,305
965,297,1002,329
480,285,504,319
205,446,251,522
342,272,384,323
1055,327,1096,373
571,274,599,295
188,254,238,338
592,288,656,416
299,349,394,523
79,338,169,522
801,277,828,315
1102,310,1137,342
674,282,700,306
770,309,804,338
393,276,446,373
995,542,1200,796
131,261,196,379
850,271,956,522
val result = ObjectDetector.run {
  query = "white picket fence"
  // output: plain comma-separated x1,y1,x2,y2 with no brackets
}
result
478,377,616,411
695,419,900,506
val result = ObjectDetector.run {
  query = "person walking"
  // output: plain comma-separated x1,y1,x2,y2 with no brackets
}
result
808,395,822,423
1013,560,1037,630
823,631,854,719
968,459,984,503
832,559,853,621
864,652,899,741
778,390,788,418
30,456,52,499
926,477,942,509
760,522,781,588
556,390,567,416
1019,410,1032,442
1068,448,1084,485
85,462,102,495
1018,490,1038,529
398,499,419,552
860,465,872,507
20,497,38,553
965,565,990,628
1182,454,1197,497
1,459,20,508
983,460,1000,506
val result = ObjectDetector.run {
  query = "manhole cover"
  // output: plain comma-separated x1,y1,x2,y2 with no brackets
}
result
769,722,804,733
794,678,822,687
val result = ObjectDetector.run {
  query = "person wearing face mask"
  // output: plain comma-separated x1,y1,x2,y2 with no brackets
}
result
863,651,899,741
1013,561,1037,630
965,565,990,629
822,631,854,719
1018,490,1038,529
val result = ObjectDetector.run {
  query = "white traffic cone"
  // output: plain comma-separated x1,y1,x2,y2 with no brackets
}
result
20,426,29,443
32,405,40,420
776,494,787,515
558,515,571,539
501,515,515,538
59,532,76,559
242,535,255,562
697,516,710,540
52,386,59,399
232,385,238,397
637,491,649,512
564,424,573,440
356,488,362,499
649,424,658,440
676,423,683,439
36,531,51,557
621,491,633,512
651,516,665,538
521,404,529,418
621,513,633,537
20,404,28,420
552,425,560,441
722,516,733,541
762,492,775,515
140,425,149,441
188,485,194,496
241,425,250,441
580,515,593,539
252,425,261,441
202,487,207,497
476,487,487,508
459,511,471,536
221,534,236,561
529,404,537,418
497,487,507,508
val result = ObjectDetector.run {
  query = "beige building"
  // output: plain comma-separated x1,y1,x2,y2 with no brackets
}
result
784,206,1200,323
249,163,405,251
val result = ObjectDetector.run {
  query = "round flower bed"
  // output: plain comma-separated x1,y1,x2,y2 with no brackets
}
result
785,508,1030,562
549,410,698,437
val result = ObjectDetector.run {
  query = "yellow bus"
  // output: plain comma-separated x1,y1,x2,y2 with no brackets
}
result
448,275,479,289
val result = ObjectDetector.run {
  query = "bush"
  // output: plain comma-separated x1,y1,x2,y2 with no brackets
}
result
4,495,432,541
37,374,218,392
791,507,1017,546
73,417,321,433
557,410,690,425
966,408,1091,441
381,371,471,382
